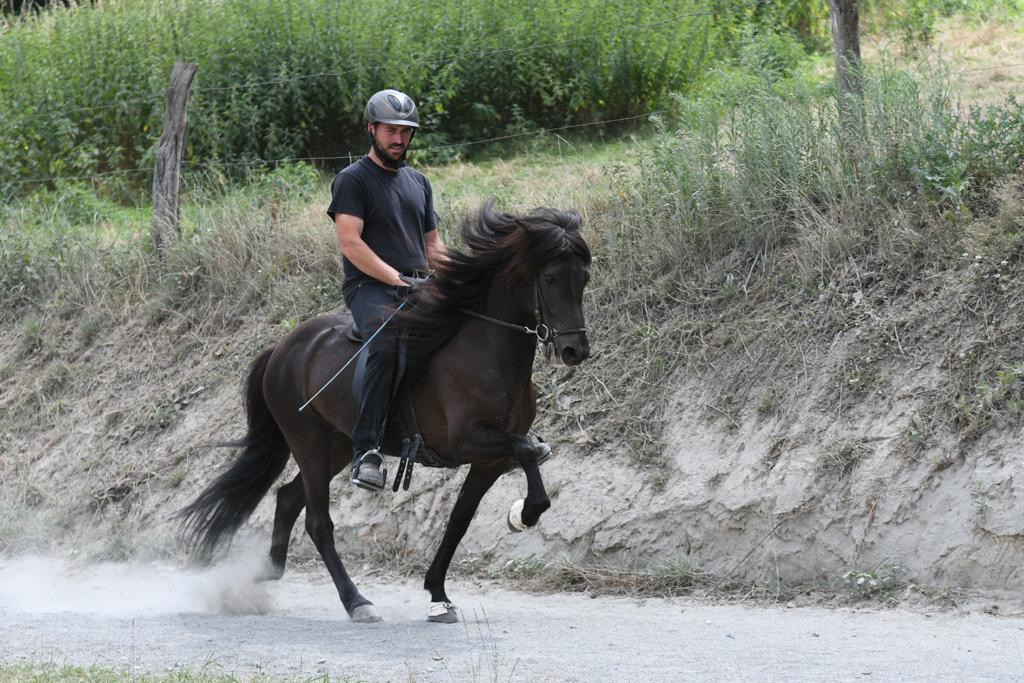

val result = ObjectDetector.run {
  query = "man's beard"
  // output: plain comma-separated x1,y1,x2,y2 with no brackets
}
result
369,132,408,169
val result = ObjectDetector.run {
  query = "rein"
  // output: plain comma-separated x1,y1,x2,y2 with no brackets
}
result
459,308,557,342
458,275,586,345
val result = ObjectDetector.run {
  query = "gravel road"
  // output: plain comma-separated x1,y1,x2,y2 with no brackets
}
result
1,555,1022,682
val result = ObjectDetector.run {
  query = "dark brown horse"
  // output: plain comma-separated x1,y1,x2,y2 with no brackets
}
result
178,203,591,623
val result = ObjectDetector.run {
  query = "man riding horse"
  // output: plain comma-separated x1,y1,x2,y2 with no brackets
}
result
179,89,591,624
327,89,448,492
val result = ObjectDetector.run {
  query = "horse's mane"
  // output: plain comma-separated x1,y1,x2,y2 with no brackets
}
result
398,201,590,370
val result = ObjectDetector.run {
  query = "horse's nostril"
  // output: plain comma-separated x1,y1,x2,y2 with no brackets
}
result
561,346,580,365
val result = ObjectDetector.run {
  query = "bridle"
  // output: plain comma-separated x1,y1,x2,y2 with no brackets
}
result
460,273,587,354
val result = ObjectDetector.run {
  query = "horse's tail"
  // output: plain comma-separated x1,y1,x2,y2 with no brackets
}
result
177,347,290,562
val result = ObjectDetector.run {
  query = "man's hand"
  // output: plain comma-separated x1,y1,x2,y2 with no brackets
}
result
397,274,430,297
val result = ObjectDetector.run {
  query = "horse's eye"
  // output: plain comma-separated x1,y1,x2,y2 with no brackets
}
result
544,274,557,284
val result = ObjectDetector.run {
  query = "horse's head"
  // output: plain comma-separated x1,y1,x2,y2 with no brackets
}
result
408,202,592,369
535,249,590,366
498,206,591,366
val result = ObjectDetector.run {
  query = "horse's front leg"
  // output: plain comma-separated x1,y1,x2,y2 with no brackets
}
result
507,435,551,531
423,463,502,623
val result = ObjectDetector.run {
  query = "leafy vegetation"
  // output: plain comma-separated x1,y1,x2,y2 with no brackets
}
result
0,0,833,200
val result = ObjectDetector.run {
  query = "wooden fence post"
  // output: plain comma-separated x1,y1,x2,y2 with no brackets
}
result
152,61,198,257
828,0,862,139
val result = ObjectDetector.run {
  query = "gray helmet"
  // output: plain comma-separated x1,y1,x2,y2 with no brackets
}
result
363,89,419,128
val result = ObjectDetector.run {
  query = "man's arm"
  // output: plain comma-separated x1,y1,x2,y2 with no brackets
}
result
425,229,449,271
335,213,405,286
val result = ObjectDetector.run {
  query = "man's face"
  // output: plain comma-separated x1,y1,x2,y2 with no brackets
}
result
369,123,414,164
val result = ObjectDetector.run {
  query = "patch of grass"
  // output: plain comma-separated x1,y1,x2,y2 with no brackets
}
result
952,360,1024,439
19,316,43,355
843,360,879,397
970,479,997,526
0,662,353,682
40,360,72,396
763,437,788,471
903,411,937,459
554,54,1024,463
166,466,187,489
496,557,717,598
141,399,177,432
820,440,872,478
367,537,427,578
841,562,909,601
756,387,780,417
78,313,107,347
486,557,952,609
429,137,635,217
706,471,728,489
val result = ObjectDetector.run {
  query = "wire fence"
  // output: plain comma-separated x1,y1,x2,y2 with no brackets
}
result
951,61,1024,74
5,109,670,189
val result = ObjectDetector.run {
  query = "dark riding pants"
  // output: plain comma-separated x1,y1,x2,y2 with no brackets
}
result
345,280,403,457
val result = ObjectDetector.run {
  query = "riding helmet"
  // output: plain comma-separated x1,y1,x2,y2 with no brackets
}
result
363,89,419,128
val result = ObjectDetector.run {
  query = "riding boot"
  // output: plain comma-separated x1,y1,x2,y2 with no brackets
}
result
352,339,400,491
346,281,404,492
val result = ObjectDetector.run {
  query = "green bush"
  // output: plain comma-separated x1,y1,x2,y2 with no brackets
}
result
626,63,1024,280
0,0,831,199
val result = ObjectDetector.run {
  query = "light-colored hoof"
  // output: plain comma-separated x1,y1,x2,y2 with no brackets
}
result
507,498,528,533
428,601,459,623
350,604,382,623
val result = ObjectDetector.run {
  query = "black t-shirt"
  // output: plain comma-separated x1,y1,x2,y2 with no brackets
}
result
327,156,438,290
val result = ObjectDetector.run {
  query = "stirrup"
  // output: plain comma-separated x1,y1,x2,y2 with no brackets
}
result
352,448,387,492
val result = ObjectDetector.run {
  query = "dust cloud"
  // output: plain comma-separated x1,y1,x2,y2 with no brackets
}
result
0,553,274,617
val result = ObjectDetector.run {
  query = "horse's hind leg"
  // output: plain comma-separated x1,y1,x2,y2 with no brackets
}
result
294,433,378,622
258,473,305,581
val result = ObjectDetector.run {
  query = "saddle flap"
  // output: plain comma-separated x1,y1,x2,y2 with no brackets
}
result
346,322,363,343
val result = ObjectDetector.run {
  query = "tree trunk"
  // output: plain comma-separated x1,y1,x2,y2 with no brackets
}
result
152,62,197,257
828,0,862,135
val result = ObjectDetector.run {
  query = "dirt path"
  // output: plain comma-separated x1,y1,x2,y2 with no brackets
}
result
1,555,1022,682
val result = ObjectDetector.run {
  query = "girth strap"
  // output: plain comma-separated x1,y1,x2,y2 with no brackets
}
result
393,380,422,492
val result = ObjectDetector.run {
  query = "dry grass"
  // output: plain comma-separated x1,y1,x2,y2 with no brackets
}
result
863,15,1024,104
426,137,638,245
933,17,1024,104
495,557,725,598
